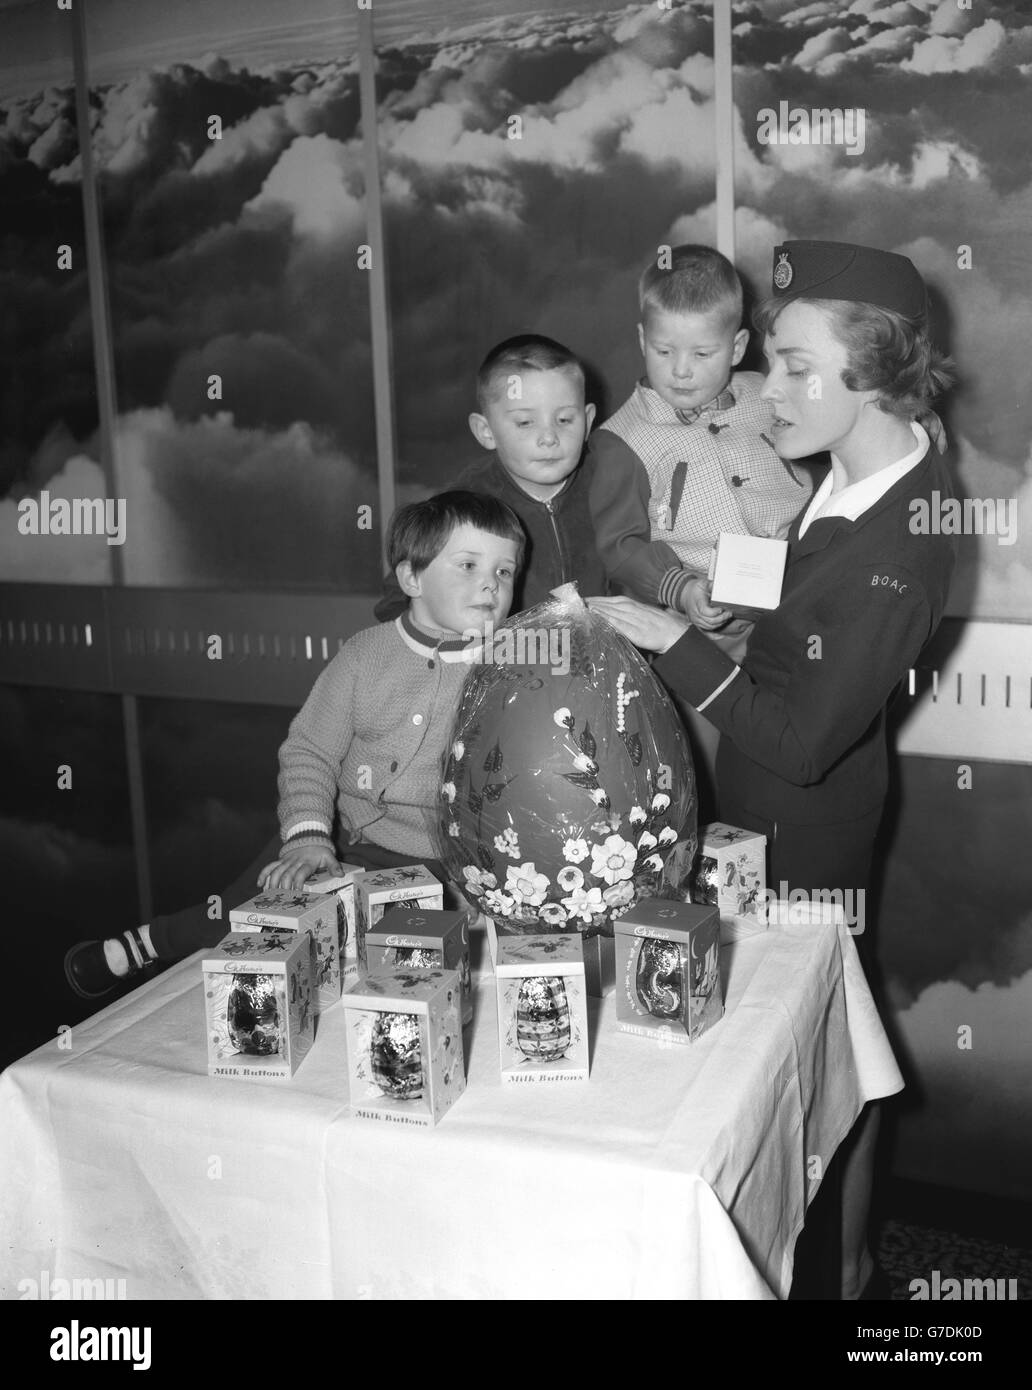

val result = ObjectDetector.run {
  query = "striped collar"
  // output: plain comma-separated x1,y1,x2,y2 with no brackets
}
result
395,611,482,663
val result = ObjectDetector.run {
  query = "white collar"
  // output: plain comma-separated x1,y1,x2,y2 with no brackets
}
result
798,421,929,537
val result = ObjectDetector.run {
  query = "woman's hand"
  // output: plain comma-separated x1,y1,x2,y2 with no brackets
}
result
258,844,343,893
587,596,691,653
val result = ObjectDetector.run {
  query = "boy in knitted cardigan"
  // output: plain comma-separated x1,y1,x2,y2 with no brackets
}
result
65,492,524,998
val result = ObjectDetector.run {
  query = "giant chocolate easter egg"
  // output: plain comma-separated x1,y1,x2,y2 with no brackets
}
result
437,584,696,935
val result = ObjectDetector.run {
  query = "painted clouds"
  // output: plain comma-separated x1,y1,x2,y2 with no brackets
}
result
731,0,1032,618
1,44,376,588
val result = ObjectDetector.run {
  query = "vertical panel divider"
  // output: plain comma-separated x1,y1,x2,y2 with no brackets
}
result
358,4,398,551
73,7,153,923
713,0,735,262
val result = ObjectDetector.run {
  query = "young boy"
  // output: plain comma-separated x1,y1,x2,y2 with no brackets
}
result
65,492,524,999
375,335,606,621
588,244,815,641
587,245,816,805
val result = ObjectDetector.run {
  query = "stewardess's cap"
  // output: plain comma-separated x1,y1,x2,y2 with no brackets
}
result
771,240,928,318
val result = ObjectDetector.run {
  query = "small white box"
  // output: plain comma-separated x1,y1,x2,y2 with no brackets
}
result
614,900,722,1045
694,822,767,921
342,968,466,1128
365,906,473,1026
230,889,340,1011
353,865,444,971
204,931,314,1081
301,865,365,986
495,935,589,1083
709,532,787,614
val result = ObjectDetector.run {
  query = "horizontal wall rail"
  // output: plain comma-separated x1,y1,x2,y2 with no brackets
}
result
0,584,377,707
1,586,1029,762
900,618,1032,766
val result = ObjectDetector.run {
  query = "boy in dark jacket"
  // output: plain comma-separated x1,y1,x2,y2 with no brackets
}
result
375,335,606,620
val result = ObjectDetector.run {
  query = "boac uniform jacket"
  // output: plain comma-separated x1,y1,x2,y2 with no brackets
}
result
654,441,957,830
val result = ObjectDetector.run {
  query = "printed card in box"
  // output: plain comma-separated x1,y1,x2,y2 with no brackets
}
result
230,888,340,1011
365,906,473,1025
342,968,465,1128
708,532,788,615
693,822,766,921
204,931,314,1080
353,865,444,971
614,899,722,1044
487,916,613,998
495,934,589,1083
301,865,365,986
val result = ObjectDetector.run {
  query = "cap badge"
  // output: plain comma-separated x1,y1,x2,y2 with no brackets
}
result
773,251,793,290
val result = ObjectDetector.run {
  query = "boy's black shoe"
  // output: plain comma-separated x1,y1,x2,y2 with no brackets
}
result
64,932,153,1001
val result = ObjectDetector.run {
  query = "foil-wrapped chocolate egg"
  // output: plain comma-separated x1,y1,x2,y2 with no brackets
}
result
693,854,720,906
370,1011,423,1098
389,946,441,970
516,975,571,1062
635,938,687,1022
227,972,280,1055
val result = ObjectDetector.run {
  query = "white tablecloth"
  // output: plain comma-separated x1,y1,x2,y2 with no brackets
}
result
0,916,901,1300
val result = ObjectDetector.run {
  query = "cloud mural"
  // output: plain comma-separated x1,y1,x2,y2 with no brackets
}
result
7,0,1026,607
889,963,1032,1200
1,35,376,590
724,1,1032,620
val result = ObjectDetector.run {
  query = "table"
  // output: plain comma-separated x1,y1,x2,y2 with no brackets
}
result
0,915,901,1300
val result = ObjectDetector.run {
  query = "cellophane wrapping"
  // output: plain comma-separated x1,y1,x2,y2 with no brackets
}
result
436,584,696,937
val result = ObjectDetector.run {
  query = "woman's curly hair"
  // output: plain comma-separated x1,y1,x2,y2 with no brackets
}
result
754,296,954,419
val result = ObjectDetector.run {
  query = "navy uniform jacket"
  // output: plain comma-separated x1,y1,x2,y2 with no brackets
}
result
654,443,957,826
374,452,608,622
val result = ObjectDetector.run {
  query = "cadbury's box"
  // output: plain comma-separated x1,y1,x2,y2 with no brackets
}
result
483,915,613,998
301,865,365,986
342,968,465,1128
614,898,722,1045
204,930,314,1080
495,934,589,1083
693,823,767,922
230,889,340,1011
365,906,473,1026
353,865,444,971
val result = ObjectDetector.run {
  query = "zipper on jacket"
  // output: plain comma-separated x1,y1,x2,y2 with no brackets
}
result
543,498,569,584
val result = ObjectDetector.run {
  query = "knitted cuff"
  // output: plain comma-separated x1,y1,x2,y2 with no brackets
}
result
657,567,698,612
280,824,334,856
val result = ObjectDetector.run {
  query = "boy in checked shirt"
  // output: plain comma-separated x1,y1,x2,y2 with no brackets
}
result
588,244,815,797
